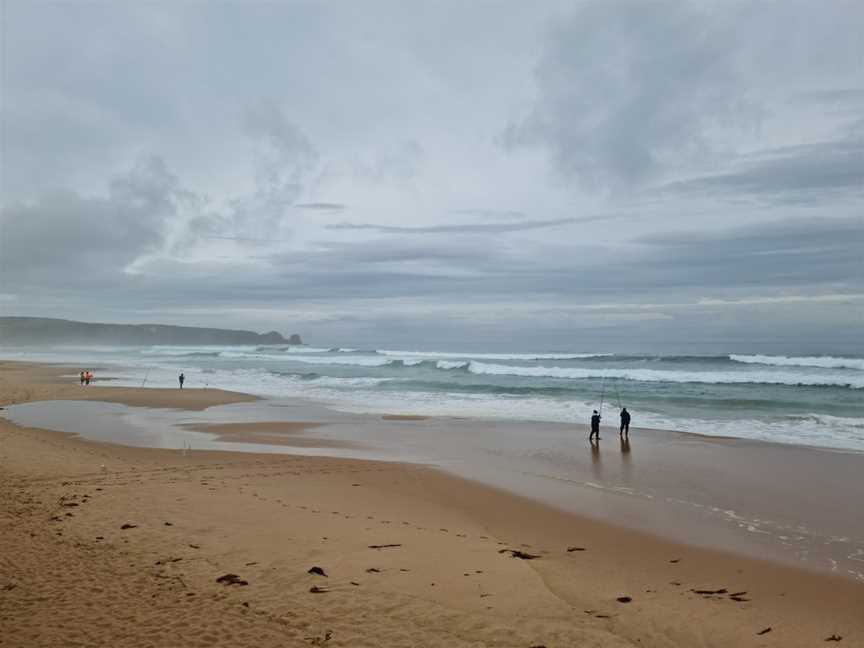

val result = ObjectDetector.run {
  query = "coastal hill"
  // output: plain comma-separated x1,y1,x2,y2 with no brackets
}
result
0,317,302,346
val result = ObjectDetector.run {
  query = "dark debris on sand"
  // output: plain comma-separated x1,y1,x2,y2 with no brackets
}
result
305,629,333,645
216,573,248,586
499,549,540,560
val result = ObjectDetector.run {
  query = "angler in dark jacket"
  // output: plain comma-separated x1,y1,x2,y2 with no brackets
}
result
620,407,631,437
589,410,601,442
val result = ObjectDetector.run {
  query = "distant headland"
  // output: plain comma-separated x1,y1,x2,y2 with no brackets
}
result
0,317,302,346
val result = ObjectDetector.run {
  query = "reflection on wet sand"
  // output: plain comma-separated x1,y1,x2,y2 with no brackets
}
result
620,436,632,485
589,438,602,480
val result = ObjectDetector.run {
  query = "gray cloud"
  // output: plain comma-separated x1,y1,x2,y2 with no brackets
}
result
0,158,174,288
273,216,864,303
503,1,864,195
653,141,864,204
226,100,318,237
294,202,347,211
798,88,864,107
451,209,527,220
503,1,743,189
344,140,425,184
624,217,864,293
168,103,321,251
326,217,576,235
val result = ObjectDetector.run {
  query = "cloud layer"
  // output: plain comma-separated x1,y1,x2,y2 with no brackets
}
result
1,1,861,351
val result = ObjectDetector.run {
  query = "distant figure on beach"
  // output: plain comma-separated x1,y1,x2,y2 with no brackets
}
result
620,407,631,437
80,371,85,386
178,373,185,389
84,370,92,386
589,410,601,442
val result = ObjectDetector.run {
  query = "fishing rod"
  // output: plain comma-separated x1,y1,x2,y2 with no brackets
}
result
141,366,152,388
598,376,607,417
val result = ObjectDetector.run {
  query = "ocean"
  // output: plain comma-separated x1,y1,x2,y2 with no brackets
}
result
4,344,863,453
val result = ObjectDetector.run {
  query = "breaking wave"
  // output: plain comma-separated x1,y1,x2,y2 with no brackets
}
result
730,354,864,371
376,349,611,360
465,361,864,388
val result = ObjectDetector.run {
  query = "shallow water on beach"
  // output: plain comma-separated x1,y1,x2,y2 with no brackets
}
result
5,397,864,584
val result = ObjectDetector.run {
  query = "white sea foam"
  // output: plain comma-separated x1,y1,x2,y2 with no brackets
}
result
377,349,611,360
402,358,425,366
142,345,258,356
283,346,333,353
436,360,469,370
277,354,394,367
787,414,864,429
730,354,864,371
306,376,393,388
466,361,864,388
141,345,333,357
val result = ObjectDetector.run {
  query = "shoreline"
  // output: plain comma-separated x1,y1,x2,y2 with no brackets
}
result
4,358,862,457
2,360,863,646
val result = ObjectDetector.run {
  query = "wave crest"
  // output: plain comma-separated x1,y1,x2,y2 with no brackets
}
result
730,354,864,371
377,349,611,361
466,361,864,388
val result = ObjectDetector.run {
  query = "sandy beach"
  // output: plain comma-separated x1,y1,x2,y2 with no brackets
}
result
1,361,862,647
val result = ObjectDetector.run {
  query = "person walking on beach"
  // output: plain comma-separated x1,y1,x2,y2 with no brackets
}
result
620,407,631,437
589,410,601,442
84,370,92,386
178,373,185,389
80,371,85,386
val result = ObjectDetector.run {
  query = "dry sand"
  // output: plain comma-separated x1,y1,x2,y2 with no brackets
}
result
1,361,862,647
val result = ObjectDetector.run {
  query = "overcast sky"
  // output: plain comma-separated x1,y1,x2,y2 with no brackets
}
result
1,1,862,351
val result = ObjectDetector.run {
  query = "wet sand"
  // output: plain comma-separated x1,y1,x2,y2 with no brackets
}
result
181,422,360,449
1,361,863,647
7,391,864,580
